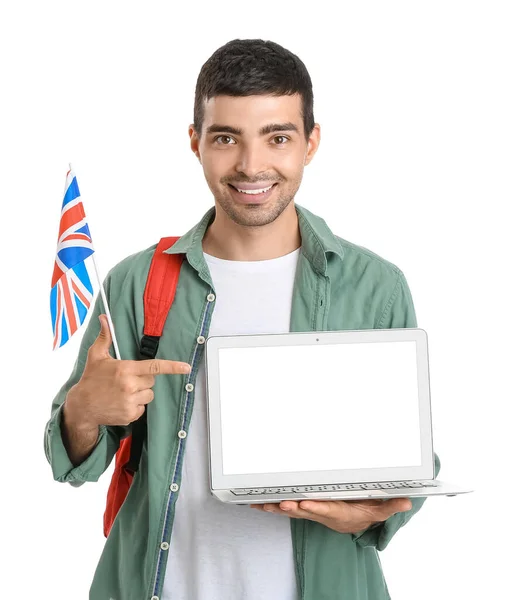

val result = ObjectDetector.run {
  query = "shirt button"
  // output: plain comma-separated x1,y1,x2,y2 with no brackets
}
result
178,430,187,439
161,542,170,550
170,483,179,492
207,293,215,302
197,335,206,344
151,596,160,600
185,383,194,392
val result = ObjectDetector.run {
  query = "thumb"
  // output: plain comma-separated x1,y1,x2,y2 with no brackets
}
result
90,314,113,358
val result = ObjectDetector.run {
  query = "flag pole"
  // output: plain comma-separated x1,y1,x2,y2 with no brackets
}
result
91,253,121,360
69,162,121,360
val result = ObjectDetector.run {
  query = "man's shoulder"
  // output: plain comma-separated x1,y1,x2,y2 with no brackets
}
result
329,235,417,329
104,242,161,294
299,204,405,283
333,234,404,283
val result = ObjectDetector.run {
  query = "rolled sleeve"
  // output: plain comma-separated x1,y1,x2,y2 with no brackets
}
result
44,402,119,487
351,453,441,550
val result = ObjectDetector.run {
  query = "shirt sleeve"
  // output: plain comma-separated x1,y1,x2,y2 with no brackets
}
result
351,269,440,550
43,272,131,487
351,452,441,550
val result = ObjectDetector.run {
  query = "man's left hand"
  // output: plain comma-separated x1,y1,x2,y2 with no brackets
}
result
250,497,412,534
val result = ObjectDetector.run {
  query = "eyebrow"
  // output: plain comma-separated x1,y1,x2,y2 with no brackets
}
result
205,122,300,136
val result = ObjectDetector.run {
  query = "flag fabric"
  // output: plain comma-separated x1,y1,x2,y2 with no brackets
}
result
51,166,95,349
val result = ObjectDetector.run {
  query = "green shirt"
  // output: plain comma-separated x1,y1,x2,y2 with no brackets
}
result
44,203,441,600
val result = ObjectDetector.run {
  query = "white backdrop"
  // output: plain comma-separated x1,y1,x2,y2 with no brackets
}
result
1,1,517,598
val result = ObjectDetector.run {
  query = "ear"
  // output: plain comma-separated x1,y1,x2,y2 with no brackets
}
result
189,124,202,163
304,123,321,166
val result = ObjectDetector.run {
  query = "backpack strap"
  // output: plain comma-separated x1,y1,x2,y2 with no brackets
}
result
124,236,184,474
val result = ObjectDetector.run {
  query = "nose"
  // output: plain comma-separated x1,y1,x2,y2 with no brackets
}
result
233,142,270,179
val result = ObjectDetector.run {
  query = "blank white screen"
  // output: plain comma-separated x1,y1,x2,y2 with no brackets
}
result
217,340,422,474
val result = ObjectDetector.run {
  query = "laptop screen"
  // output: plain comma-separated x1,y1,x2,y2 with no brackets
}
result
217,340,423,475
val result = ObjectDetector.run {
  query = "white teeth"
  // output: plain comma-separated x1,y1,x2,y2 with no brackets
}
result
235,185,274,195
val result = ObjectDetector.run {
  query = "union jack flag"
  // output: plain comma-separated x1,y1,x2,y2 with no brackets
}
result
50,166,95,349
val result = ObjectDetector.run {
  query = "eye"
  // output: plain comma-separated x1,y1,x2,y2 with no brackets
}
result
272,135,289,144
214,135,236,145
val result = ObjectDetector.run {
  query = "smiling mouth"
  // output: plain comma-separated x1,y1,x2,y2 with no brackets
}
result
227,182,278,204
228,183,277,195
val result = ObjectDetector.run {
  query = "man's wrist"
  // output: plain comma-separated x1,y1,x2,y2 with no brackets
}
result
63,388,99,433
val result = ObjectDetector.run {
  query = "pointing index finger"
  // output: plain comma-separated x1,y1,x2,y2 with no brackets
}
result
129,358,192,376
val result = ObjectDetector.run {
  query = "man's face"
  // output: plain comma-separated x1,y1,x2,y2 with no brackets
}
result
189,94,320,227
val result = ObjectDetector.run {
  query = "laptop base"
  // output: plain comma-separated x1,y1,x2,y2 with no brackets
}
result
211,480,473,504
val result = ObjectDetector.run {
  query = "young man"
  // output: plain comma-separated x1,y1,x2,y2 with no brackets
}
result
44,38,440,600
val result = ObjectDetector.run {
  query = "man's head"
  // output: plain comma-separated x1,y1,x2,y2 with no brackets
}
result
189,39,320,228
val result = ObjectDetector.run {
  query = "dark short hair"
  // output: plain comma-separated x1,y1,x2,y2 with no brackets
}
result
193,39,315,142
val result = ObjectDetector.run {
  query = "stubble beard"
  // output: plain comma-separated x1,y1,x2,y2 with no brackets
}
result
213,179,301,228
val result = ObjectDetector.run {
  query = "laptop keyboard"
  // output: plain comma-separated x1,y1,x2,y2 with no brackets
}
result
231,480,440,496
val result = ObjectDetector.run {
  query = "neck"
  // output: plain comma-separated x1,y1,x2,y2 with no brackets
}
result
202,202,302,261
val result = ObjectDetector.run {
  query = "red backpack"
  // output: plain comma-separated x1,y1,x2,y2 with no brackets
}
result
103,237,184,538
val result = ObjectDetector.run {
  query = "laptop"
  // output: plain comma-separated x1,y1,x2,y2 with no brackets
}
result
204,327,473,504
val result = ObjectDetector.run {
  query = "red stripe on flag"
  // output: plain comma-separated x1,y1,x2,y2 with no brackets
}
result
53,281,62,350
71,278,91,309
51,261,64,289
61,274,78,336
63,233,91,242
59,203,86,239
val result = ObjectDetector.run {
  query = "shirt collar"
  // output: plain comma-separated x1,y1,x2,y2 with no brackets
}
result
163,203,344,277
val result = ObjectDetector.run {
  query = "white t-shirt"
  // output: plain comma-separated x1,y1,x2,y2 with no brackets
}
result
162,246,302,600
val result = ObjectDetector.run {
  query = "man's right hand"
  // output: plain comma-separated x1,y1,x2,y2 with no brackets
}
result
65,314,192,428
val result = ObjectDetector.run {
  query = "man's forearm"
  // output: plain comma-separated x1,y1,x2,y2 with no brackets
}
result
61,394,101,467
